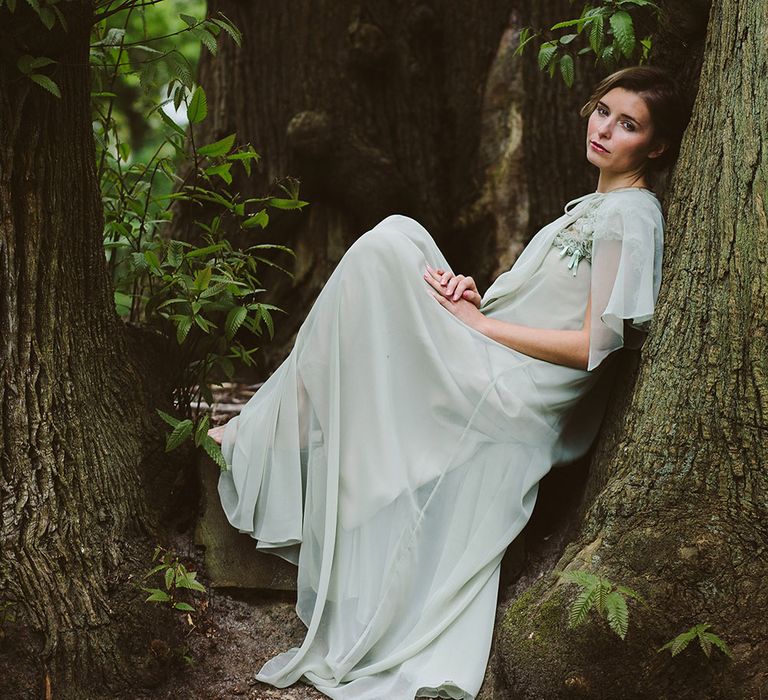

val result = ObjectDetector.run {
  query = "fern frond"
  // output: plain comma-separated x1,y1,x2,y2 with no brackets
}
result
703,632,734,659
568,582,599,628
594,577,611,614
559,570,599,588
604,591,629,639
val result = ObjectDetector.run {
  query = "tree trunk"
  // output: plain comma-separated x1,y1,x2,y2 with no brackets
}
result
194,0,595,376
0,4,186,697
492,1,768,696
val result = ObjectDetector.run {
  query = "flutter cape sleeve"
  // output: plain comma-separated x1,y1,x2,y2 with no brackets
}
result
587,194,665,371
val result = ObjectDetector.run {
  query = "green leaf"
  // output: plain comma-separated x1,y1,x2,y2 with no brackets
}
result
187,86,208,124
195,414,210,447
211,14,242,46
204,162,233,184
243,210,269,229
202,436,228,470
191,26,218,55
609,10,635,58
568,582,598,628
164,567,175,590
559,33,579,45
179,13,197,26
604,591,629,639
551,18,586,30
176,571,206,592
559,570,598,588
144,588,171,603
659,627,697,656
166,240,185,268
173,316,192,346
225,306,247,340
594,577,611,614
186,242,227,258
144,249,161,271
114,290,132,317
159,109,187,137
259,305,275,339
29,73,61,98
193,266,213,291
166,419,193,451
193,314,214,333
156,409,181,428
559,54,574,88
537,41,558,70
267,197,309,210
589,15,604,54
142,563,167,579
174,601,195,611
703,632,734,659
198,133,236,157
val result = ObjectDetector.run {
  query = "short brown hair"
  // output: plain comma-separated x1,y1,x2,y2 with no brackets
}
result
580,65,687,179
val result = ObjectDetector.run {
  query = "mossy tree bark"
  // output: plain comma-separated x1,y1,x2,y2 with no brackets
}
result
193,0,597,375
492,1,768,697
0,4,183,697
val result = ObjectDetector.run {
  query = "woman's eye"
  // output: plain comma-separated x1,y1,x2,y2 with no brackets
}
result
622,121,635,131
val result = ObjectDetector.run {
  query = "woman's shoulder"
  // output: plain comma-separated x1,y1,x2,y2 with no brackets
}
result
594,189,665,230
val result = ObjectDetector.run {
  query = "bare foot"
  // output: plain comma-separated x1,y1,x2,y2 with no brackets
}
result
207,424,227,445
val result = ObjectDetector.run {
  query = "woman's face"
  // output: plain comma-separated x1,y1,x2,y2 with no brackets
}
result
585,87,665,178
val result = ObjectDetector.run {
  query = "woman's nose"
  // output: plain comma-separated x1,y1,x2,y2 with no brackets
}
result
597,121,612,138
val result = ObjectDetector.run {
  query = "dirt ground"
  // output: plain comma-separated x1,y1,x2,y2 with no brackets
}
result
133,527,325,700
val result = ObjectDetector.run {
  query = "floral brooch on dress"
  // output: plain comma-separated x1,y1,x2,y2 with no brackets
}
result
552,217,594,276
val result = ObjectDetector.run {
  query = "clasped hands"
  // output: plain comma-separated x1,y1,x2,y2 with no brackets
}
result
423,264,487,331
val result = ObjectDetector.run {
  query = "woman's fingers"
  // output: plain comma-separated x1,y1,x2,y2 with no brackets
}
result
463,289,482,308
451,276,477,301
423,270,445,294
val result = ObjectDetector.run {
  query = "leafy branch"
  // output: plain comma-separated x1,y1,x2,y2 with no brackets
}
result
514,0,661,87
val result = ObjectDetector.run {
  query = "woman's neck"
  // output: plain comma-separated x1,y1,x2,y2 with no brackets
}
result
595,175,650,193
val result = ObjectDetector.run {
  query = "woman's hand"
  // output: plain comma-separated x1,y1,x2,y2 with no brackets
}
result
424,264,482,308
208,425,226,445
424,265,487,332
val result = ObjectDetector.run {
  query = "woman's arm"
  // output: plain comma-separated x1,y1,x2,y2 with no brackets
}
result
425,268,592,371
477,305,590,371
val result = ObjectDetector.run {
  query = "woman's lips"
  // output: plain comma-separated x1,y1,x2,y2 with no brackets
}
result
590,140,609,153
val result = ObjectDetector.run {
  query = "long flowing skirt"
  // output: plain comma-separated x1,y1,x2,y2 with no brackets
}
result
218,214,598,699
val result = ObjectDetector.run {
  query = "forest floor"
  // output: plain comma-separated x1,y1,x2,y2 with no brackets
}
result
135,380,325,700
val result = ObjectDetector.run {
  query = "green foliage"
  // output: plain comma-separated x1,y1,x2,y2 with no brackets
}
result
89,3,308,469
557,569,644,639
659,623,734,660
514,0,660,86
140,545,207,614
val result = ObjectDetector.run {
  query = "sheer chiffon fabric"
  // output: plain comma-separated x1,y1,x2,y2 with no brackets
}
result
217,188,665,699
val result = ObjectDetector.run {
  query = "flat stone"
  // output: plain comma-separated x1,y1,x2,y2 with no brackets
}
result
195,452,297,591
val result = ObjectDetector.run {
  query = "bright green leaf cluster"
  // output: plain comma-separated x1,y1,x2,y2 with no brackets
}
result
658,623,734,660
557,569,644,639
91,4,307,468
515,0,659,87
140,545,207,613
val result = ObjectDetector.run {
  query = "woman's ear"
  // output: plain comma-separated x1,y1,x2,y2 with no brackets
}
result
648,140,668,159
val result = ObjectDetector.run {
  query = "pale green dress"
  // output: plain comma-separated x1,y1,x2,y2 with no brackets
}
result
217,187,665,699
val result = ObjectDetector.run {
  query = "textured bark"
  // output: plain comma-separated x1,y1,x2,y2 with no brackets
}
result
0,4,184,697
192,0,597,376
493,1,768,697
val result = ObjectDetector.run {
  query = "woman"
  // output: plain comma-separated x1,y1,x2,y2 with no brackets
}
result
208,65,685,699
